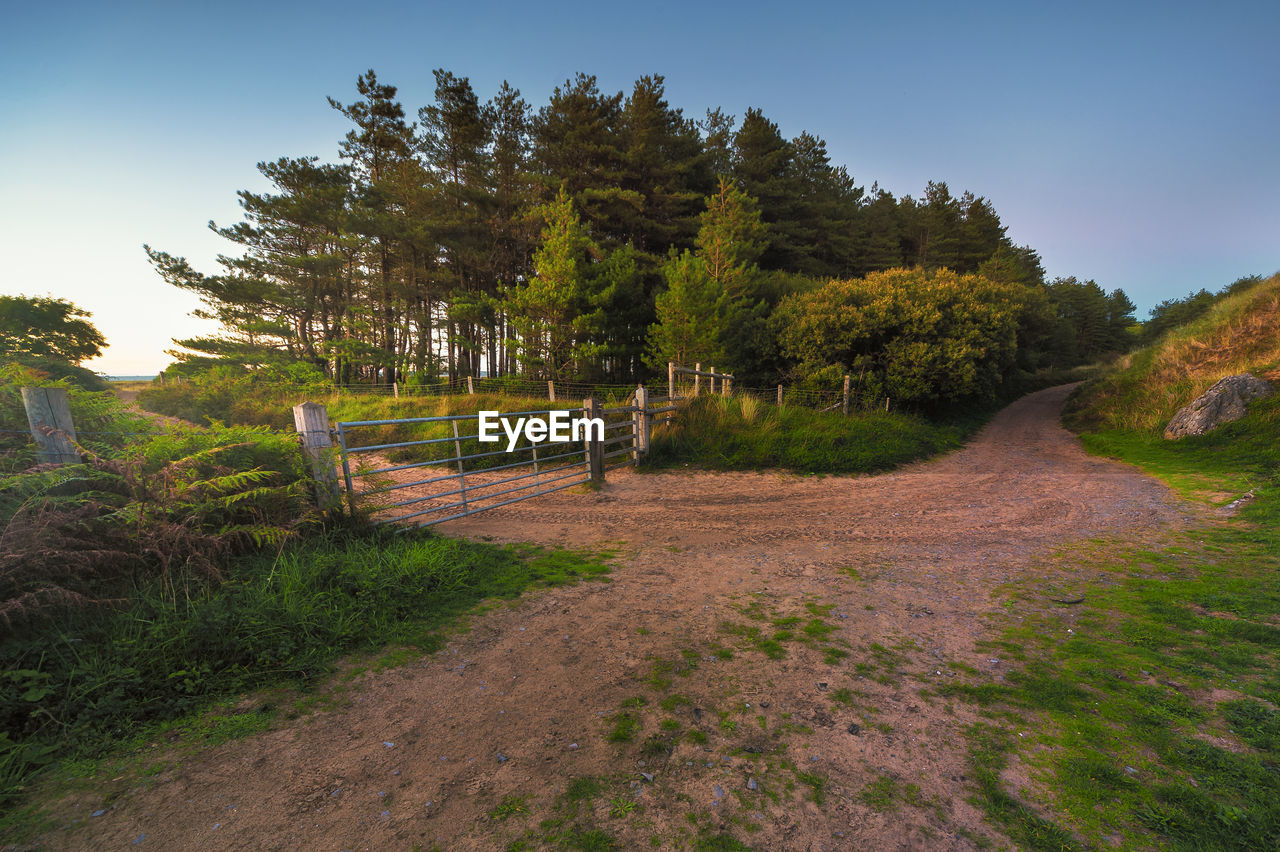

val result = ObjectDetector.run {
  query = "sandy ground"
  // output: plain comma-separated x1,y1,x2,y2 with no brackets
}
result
29,385,1195,851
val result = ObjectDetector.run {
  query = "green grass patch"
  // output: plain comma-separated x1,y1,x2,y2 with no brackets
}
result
644,393,977,474
943,375,1280,849
0,529,611,828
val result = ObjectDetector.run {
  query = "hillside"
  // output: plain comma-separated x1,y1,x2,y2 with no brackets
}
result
1065,271,1280,433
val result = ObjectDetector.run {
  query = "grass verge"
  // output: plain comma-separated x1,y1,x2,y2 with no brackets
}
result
643,393,981,474
0,529,611,836
944,385,1280,849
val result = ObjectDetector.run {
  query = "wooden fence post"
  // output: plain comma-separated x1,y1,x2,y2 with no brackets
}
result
667,362,675,400
466,376,475,395
393,381,399,399
633,385,649,460
694,362,701,396
723,374,731,396
885,397,891,412
583,397,604,484
292,401,342,510
843,375,851,416
548,380,556,402
21,387,80,465
777,384,784,407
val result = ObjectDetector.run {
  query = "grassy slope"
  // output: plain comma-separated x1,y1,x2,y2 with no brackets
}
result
942,273,1280,850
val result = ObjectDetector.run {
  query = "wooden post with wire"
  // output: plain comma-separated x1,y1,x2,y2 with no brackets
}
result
843,375,851,416
21,387,80,465
292,401,342,510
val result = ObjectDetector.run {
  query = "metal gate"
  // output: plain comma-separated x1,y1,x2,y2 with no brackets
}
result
334,398,643,527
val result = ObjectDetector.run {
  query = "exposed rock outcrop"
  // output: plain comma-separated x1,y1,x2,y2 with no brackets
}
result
1163,373,1273,439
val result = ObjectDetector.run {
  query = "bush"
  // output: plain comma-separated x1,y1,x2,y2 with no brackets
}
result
773,268,1028,405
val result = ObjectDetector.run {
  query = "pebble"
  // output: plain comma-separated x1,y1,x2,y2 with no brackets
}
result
392,770,401,776
568,743,579,750
713,784,725,799
383,741,395,748
496,752,508,763
377,791,387,798
847,723,861,735
640,772,654,782
747,778,759,791
92,810,106,818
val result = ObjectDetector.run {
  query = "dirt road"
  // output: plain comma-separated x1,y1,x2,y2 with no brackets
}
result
38,386,1191,851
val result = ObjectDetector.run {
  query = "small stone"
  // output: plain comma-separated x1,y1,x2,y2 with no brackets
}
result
568,743,579,750
496,752,508,763
640,772,654,782
817,682,828,690
847,723,861,735
92,810,106,818
380,810,390,820
747,777,759,791
383,741,395,748
1125,766,1138,775
132,836,146,846
392,770,401,776
759,701,770,709
713,784,725,799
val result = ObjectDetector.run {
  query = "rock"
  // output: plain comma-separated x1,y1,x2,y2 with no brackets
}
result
747,777,759,791
1164,374,1273,439
496,752,508,763
713,784,725,799
847,723,861,735
640,772,654,782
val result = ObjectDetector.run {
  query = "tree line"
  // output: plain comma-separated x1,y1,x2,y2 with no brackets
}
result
145,69,1137,403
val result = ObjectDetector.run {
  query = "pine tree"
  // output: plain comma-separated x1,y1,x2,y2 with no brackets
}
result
506,188,600,380
328,70,414,383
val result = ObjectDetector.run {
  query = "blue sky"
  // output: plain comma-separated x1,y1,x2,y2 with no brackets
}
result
2,0,1276,375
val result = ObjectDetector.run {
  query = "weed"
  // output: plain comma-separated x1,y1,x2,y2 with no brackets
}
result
490,794,528,820
607,713,640,744
608,797,638,818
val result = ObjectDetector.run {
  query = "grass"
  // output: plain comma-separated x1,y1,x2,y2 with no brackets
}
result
644,393,978,474
0,529,612,834
941,329,1280,849
1064,271,1280,433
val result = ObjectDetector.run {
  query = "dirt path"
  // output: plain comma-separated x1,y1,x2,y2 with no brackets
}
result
37,386,1193,851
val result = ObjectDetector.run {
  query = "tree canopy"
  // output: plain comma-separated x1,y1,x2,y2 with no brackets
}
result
0,295,106,365
146,67,1137,400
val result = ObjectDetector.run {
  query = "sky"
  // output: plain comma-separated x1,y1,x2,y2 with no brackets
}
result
1,0,1276,376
